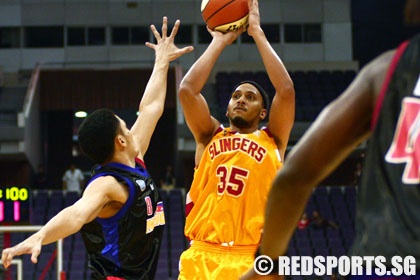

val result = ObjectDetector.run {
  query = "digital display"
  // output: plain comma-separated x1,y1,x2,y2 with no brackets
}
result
0,186,31,224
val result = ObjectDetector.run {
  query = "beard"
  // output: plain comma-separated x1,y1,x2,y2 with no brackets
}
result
230,116,250,129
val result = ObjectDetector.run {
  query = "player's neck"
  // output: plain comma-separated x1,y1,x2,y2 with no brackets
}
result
229,124,259,134
106,153,136,168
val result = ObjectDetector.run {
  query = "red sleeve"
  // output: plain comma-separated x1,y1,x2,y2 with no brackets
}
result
185,201,194,217
135,158,146,168
371,40,410,130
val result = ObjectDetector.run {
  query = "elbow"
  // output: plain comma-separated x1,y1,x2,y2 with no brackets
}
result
139,105,164,119
283,82,295,98
274,79,295,101
178,80,196,102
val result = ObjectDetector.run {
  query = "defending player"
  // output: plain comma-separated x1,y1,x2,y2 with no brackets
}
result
1,17,193,279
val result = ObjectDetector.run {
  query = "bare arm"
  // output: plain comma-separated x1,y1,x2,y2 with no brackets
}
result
260,50,394,259
178,27,244,164
1,176,119,268
247,0,295,158
240,50,395,280
131,17,193,160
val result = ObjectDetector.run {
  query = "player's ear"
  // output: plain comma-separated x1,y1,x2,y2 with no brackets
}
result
259,108,267,120
115,135,127,148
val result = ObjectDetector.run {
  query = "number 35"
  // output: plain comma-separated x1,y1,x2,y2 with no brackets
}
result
216,165,249,196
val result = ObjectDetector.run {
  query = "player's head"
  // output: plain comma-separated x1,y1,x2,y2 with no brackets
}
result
78,108,121,164
226,81,269,128
404,0,420,25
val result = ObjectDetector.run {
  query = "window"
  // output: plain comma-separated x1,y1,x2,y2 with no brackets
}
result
176,24,192,44
68,27,85,46
0,27,20,48
131,27,149,45
111,26,150,45
88,27,105,46
284,23,322,43
198,24,212,44
25,26,64,48
264,24,281,43
284,24,302,43
304,24,322,43
242,24,280,43
112,27,129,45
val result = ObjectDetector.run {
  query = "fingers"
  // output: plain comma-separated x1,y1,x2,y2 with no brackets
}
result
30,251,39,264
2,249,11,268
144,41,155,50
161,16,168,38
150,24,161,41
150,17,180,42
179,46,194,54
169,19,180,39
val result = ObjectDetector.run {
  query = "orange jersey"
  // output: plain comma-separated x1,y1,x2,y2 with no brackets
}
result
185,126,282,246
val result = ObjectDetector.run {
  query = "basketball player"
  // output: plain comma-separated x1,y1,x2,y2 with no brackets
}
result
241,0,420,278
177,0,295,278
1,17,193,279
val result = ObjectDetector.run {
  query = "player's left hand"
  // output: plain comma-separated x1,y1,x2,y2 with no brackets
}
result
145,16,194,62
246,0,262,37
1,235,42,268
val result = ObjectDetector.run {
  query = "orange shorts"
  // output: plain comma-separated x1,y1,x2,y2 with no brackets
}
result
178,241,257,280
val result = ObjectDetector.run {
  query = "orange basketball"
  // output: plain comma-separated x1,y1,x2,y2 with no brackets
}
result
201,0,249,33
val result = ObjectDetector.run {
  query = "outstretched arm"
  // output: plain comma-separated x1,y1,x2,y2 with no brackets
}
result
178,27,244,164
247,0,295,158
131,17,193,159
1,177,117,268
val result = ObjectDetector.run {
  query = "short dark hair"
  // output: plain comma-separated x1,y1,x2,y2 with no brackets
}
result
233,80,270,110
77,109,120,164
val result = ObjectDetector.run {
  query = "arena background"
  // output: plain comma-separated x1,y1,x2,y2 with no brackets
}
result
0,0,418,279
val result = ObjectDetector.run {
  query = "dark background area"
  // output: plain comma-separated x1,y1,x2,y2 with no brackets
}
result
352,0,419,68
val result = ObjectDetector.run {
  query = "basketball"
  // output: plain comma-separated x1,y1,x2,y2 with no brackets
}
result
201,0,249,33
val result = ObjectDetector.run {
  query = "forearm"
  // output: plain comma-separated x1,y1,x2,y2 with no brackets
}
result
180,39,226,95
37,206,86,245
253,30,293,93
139,59,170,113
261,174,313,258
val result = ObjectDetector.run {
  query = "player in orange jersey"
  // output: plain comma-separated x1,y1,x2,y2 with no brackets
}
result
177,0,295,278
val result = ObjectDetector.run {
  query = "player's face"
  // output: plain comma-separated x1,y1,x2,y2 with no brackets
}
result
226,83,266,128
117,116,139,157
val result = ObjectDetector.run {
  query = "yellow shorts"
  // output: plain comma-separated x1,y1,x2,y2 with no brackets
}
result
178,241,257,280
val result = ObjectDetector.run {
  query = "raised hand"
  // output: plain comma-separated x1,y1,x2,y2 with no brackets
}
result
145,16,194,62
247,0,262,37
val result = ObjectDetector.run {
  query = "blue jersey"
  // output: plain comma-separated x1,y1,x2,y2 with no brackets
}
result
80,159,165,279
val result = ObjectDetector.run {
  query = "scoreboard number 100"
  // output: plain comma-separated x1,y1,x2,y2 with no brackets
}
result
0,186,31,224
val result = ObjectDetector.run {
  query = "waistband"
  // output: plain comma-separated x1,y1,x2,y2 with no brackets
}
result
190,240,258,255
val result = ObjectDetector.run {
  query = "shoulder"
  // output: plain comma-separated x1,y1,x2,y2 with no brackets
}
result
85,175,126,201
364,50,396,78
87,175,119,190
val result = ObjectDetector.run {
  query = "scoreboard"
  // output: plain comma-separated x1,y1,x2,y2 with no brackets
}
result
0,186,31,224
